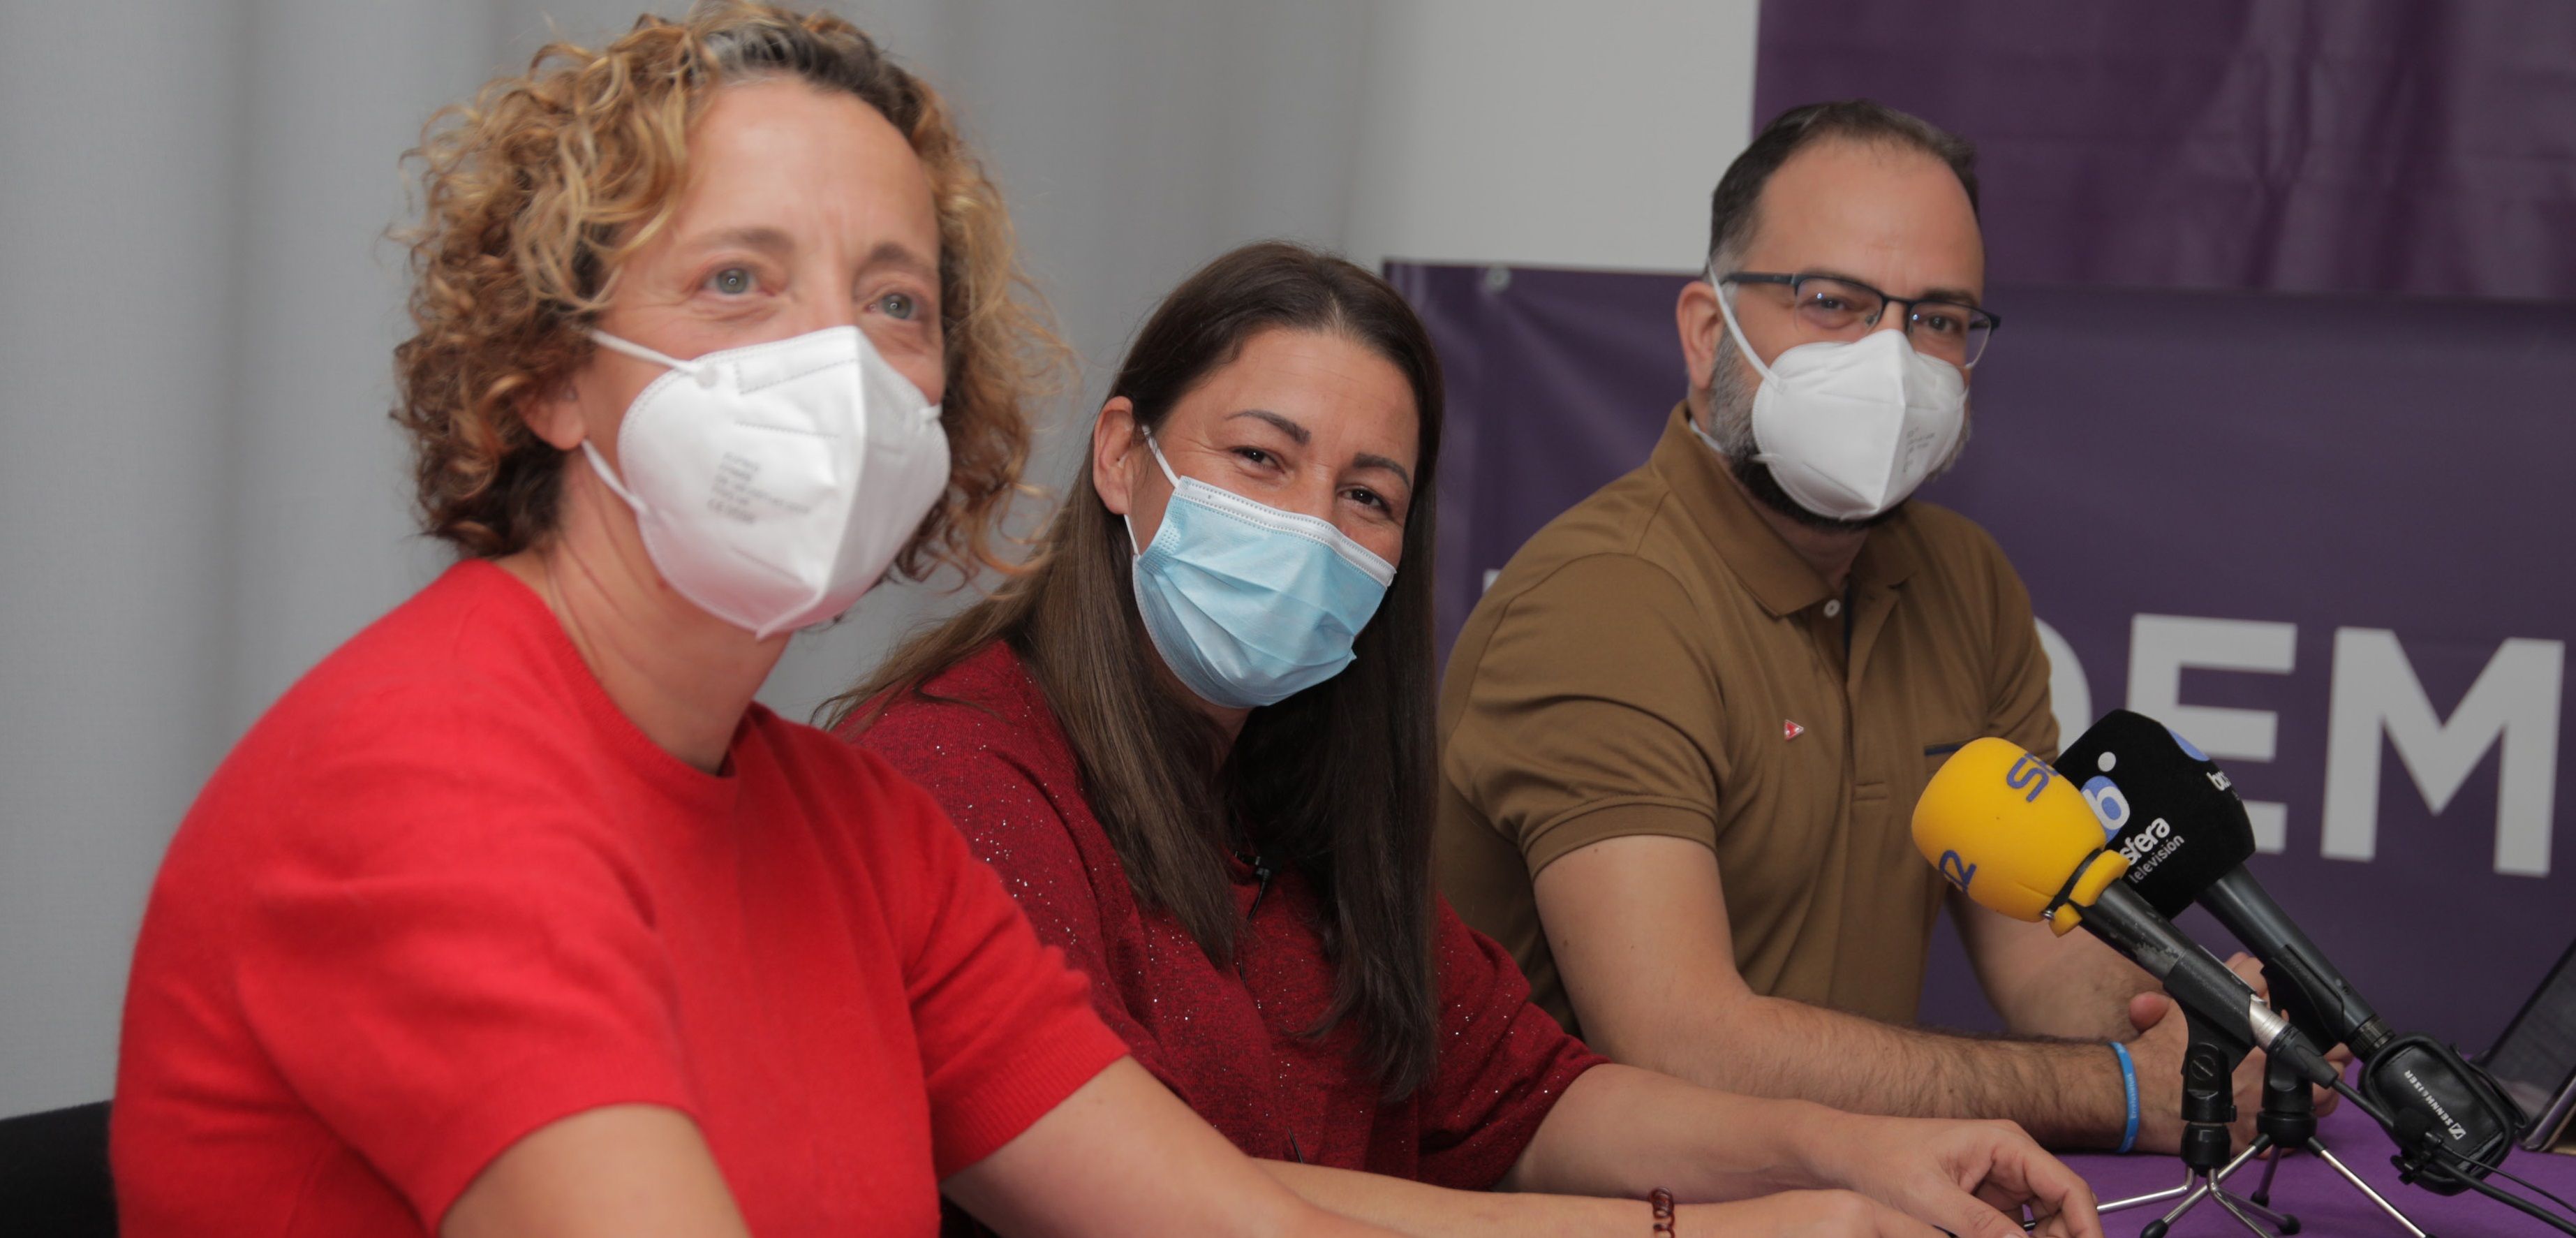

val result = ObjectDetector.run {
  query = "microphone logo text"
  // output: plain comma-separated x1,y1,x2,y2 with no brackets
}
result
2005,753,2054,803
2116,818,2179,870
2080,774,2131,841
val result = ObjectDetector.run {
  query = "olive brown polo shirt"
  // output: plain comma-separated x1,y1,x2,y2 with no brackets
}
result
1436,403,2057,1035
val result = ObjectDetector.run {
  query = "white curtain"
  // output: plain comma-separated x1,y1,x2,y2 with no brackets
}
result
0,0,1754,1115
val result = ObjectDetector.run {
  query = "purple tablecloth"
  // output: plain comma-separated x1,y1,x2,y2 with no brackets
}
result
2059,1096,2576,1237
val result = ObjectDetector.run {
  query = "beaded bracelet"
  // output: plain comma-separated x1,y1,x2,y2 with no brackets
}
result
1649,1188,1675,1236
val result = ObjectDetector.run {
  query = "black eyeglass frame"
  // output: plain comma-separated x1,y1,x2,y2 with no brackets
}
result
1719,270,2001,366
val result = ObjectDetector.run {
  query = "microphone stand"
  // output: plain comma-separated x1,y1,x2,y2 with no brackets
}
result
2108,1005,2297,1238
2235,965,2434,1237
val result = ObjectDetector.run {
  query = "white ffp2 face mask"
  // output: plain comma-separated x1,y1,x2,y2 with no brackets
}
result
1714,281,1967,522
580,325,949,640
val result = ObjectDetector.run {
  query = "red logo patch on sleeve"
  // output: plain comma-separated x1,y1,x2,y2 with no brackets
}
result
1784,719,1806,740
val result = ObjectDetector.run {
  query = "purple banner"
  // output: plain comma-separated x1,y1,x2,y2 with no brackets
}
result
1394,258,2576,1047
1754,0,2576,302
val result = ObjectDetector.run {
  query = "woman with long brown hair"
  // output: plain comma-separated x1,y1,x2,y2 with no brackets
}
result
834,241,2103,1238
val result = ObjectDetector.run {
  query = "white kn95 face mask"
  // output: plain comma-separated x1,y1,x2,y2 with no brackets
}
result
581,325,949,640
1712,278,1967,522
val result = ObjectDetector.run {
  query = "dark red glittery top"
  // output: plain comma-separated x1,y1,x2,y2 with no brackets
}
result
844,640,1604,1190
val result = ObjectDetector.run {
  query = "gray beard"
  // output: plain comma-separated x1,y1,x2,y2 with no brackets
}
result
1698,330,1971,534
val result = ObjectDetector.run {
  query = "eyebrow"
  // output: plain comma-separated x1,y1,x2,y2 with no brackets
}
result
683,230,938,283
1352,452,1414,489
1227,409,1414,487
1227,408,1310,445
857,237,938,283
690,226,795,258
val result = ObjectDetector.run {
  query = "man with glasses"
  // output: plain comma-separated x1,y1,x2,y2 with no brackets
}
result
1438,101,2260,1152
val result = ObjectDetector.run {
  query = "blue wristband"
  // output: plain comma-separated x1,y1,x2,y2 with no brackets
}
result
2110,1040,2140,1154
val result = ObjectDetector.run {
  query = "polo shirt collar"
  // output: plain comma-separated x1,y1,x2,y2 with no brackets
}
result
1647,401,1920,617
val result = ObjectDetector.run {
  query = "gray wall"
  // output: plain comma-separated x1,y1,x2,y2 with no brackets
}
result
0,0,1756,1117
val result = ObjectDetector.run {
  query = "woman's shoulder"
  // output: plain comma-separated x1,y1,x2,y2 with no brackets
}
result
841,640,1073,776
274,560,586,727
219,563,598,786
831,642,1111,867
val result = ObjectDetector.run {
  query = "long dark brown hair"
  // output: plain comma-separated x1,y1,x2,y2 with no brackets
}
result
826,240,1444,1098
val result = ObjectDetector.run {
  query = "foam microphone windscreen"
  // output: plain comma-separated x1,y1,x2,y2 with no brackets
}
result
2053,710,2257,918
1913,737,2129,931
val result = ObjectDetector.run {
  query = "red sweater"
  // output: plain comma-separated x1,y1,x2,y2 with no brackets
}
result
115,562,1127,1237
847,641,1603,1189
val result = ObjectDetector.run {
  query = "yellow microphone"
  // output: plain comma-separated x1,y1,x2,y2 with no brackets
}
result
1912,737,2343,1088
1911,737,2129,934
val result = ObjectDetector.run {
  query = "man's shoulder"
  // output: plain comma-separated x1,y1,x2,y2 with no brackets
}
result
1441,501,1734,749
1478,461,1717,612
1891,497,2009,559
1884,499,2029,598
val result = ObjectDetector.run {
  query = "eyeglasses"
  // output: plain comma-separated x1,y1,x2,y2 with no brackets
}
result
1719,271,2001,367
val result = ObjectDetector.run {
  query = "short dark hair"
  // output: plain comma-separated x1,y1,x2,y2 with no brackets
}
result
1705,99,1978,269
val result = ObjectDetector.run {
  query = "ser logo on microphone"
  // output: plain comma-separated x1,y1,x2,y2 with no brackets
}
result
1937,849,1977,892
2004,753,2053,803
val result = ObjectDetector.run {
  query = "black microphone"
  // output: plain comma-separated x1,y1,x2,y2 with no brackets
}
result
2053,709,2394,1057
2071,876,2346,1087
1911,737,2345,1089
2055,709,2517,1191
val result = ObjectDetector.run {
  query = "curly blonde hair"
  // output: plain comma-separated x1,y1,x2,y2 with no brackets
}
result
393,1,1058,576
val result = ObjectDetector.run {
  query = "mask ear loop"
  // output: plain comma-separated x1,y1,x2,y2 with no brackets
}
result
575,328,723,514
578,441,649,515
1708,272,1781,385
1703,272,1786,472
1121,425,1187,555
588,328,713,383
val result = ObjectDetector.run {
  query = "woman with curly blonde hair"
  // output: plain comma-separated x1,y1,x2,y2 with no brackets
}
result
112,8,1395,1238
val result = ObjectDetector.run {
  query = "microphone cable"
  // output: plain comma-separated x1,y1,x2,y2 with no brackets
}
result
2370,1036,2576,1213
2330,1078,2576,1235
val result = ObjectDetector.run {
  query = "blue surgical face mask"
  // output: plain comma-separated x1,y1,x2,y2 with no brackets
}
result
1125,429,1398,709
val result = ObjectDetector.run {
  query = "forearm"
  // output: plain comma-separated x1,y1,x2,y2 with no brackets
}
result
1502,1063,1830,1204
1991,935,2156,1041
1261,1160,1641,1238
1509,1066,2111,1238
1604,993,2129,1149
944,1059,1393,1238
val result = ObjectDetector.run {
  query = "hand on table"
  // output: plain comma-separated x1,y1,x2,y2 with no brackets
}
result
2124,952,2348,1154
1801,1112,2103,1238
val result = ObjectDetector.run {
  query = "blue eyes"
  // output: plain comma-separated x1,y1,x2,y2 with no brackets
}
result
699,269,926,325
